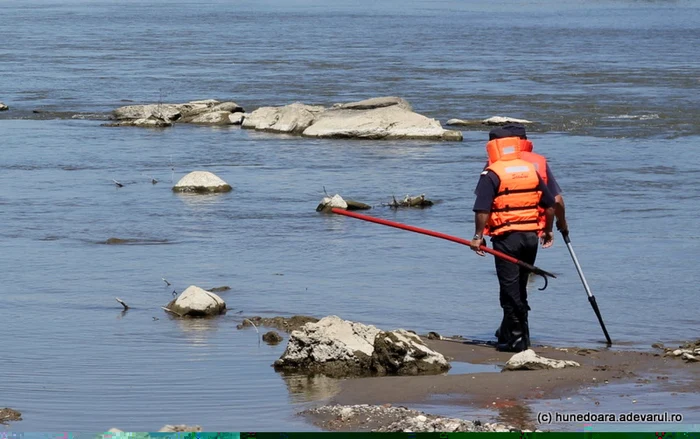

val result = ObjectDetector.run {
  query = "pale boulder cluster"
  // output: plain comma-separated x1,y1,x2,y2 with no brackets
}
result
106,96,481,141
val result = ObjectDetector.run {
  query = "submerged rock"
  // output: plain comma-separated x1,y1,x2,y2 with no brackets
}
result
103,115,172,128
164,285,226,318
158,424,202,432
237,315,319,333
503,349,580,371
274,315,450,377
388,194,433,208
263,331,284,345
172,171,232,193
0,408,22,425
345,199,372,210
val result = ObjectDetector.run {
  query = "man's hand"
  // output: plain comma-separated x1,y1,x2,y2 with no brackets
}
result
470,237,485,256
540,231,554,248
556,218,569,235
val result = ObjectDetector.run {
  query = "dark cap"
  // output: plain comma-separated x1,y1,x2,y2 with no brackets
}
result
502,122,527,139
488,127,512,140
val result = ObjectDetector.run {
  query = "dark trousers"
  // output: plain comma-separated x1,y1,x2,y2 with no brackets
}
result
491,231,539,352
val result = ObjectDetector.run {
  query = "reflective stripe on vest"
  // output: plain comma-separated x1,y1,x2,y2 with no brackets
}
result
485,159,542,236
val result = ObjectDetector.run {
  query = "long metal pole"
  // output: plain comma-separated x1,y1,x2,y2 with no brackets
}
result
562,232,613,345
330,208,557,288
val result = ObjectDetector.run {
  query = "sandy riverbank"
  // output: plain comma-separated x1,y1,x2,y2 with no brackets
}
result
300,338,699,431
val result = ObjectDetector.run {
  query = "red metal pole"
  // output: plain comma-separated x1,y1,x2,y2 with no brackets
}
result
330,208,556,284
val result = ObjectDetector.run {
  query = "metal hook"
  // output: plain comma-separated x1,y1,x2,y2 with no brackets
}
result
537,273,549,291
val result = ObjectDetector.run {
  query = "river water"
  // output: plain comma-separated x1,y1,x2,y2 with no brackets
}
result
1,0,699,432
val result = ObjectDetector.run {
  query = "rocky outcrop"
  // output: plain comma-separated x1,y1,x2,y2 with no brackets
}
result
164,285,226,318
0,102,9,111
503,349,580,371
111,99,244,126
243,97,462,141
273,316,450,377
172,171,232,193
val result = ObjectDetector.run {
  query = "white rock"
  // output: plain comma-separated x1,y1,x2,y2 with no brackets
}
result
166,285,226,317
229,113,245,125
242,103,325,133
340,407,354,419
482,116,533,125
303,105,461,141
318,194,348,210
275,315,380,366
172,171,232,193
415,415,427,422
331,96,412,111
188,111,234,125
682,353,698,362
503,349,580,371
0,102,9,111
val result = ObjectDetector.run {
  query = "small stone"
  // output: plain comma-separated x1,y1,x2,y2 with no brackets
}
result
427,331,442,340
262,331,283,345
415,415,427,422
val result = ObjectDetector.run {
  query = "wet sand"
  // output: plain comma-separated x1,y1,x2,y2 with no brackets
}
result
303,339,700,431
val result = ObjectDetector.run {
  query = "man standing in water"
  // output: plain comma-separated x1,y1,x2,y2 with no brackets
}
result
470,132,555,352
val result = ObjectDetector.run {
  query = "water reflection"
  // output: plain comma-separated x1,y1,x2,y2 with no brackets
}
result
174,316,220,347
173,192,232,208
279,372,342,403
494,401,535,430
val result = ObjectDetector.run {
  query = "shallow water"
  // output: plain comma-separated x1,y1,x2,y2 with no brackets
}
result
1,0,699,431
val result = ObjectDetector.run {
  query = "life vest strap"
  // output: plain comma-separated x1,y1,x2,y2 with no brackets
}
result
491,204,539,213
496,187,539,197
489,219,540,233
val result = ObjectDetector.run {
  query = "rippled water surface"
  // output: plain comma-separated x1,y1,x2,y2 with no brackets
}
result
1,0,699,432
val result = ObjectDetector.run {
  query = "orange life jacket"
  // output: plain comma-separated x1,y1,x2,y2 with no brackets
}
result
483,139,542,236
486,138,549,233
487,139,545,183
